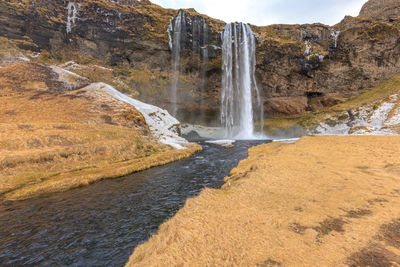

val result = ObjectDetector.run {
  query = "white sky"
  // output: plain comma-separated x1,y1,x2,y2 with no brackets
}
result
150,0,368,26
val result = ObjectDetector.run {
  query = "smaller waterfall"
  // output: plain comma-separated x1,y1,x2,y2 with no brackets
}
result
221,23,263,139
331,30,340,48
303,41,311,60
200,18,209,121
168,11,211,121
170,10,186,116
66,2,78,34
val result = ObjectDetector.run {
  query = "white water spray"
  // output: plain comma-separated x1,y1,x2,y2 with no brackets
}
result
221,23,263,139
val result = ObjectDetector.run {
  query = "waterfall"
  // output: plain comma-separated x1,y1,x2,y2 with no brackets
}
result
221,23,263,139
200,18,209,121
170,10,186,116
331,30,340,48
66,2,78,34
168,11,210,121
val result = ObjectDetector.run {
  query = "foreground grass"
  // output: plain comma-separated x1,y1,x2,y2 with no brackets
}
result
3,136,201,201
127,136,400,266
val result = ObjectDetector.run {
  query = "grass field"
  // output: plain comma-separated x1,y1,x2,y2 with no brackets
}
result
127,136,400,266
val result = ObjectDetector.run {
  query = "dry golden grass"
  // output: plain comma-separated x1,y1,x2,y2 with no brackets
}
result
127,136,400,267
0,62,200,201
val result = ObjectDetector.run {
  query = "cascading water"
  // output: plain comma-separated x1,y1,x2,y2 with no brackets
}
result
221,22,263,139
168,11,210,121
170,10,186,116
331,30,340,48
66,2,78,34
199,18,209,121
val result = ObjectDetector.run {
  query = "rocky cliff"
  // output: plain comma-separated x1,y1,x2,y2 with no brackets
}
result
1,0,400,122
254,2,400,117
359,0,400,21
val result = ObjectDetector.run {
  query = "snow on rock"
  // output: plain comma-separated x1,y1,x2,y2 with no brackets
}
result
205,140,235,147
272,138,300,143
385,110,400,126
50,65,90,91
369,102,396,128
181,124,226,139
315,122,352,135
60,61,113,73
85,82,188,149
313,94,400,136
0,52,30,68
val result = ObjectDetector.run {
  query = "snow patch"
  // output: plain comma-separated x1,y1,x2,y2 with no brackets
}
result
50,65,90,91
86,83,188,149
314,94,400,136
181,124,228,139
205,140,235,147
0,52,29,68
60,61,113,72
386,109,400,126
273,138,300,143
369,102,395,128
315,122,351,135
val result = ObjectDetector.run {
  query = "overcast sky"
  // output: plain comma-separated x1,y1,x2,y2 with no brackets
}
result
150,0,368,26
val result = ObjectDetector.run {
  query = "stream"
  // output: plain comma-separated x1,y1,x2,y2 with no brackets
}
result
0,140,269,266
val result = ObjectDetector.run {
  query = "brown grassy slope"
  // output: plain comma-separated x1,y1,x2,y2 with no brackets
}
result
127,136,400,267
0,62,201,201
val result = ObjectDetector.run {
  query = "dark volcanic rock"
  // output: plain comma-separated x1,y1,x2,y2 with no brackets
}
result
1,0,400,121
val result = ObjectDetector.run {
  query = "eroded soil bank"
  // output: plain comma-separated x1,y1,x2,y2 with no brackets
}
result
127,136,400,266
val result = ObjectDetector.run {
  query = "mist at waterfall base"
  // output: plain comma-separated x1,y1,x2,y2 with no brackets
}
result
220,22,265,140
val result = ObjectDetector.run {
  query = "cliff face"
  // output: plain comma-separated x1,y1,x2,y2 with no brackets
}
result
1,0,400,121
359,0,400,21
254,11,400,117
0,0,225,123
1,0,174,65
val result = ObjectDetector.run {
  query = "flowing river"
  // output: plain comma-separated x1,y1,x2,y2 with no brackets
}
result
0,140,269,266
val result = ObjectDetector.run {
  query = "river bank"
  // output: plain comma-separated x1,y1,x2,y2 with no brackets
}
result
127,136,400,266
0,141,266,266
